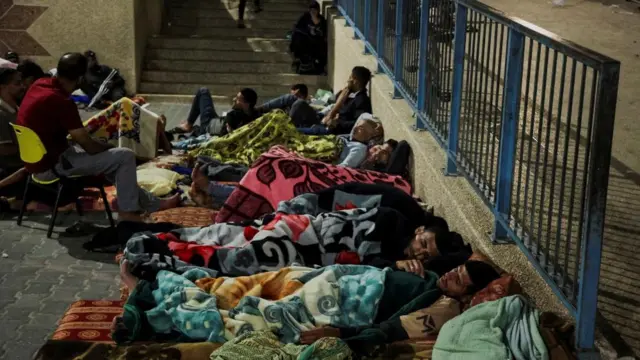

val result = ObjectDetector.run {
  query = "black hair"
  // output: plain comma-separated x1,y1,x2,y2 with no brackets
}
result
384,139,399,150
4,51,19,63
464,260,501,294
351,66,372,87
239,88,258,108
0,68,19,86
17,59,45,81
291,83,309,98
56,52,88,82
84,50,96,59
309,1,320,10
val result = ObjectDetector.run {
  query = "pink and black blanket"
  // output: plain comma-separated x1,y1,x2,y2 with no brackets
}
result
215,146,412,223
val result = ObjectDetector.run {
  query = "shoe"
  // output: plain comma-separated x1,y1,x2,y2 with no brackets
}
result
237,20,246,29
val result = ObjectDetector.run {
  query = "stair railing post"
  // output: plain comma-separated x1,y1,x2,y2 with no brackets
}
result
445,3,467,174
352,0,358,34
575,60,619,359
415,0,431,123
492,28,525,242
363,0,372,53
376,0,386,73
393,0,405,98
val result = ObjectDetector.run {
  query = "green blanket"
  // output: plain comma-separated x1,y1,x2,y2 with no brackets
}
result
432,295,548,360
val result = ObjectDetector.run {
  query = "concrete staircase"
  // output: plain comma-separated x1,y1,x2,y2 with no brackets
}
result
139,0,327,103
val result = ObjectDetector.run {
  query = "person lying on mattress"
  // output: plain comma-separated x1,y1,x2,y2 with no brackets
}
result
112,259,499,347
299,261,501,353
188,110,384,169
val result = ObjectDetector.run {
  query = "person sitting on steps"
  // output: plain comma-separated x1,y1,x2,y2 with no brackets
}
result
16,52,180,222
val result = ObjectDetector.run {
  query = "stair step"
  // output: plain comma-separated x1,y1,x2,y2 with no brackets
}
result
168,0,308,11
145,59,293,73
169,17,295,30
139,82,320,100
165,26,288,38
169,8,303,21
141,70,326,86
145,48,292,63
139,93,232,105
148,36,290,52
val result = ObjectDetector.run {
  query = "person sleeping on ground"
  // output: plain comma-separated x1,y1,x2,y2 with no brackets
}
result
16,52,179,222
111,259,499,349
122,199,470,278
187,110,382,169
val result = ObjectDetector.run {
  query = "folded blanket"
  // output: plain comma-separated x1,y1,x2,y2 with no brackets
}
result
216,146,412,223
432,295,548,360
121,265,391,345
123,206,413,278
210,330,352,360
189,110,340,167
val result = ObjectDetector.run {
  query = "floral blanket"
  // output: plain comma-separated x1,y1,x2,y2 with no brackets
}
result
189,110,340,167
84,98,158,159
216,146,412,223
122,265,390,344
123,206,411,278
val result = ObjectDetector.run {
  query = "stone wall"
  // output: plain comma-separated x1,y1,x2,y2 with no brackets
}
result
0,0,164,93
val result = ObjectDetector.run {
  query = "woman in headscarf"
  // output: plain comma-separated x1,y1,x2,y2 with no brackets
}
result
289,1,327,75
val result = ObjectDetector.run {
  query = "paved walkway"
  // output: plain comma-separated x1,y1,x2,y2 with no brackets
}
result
0,102,193,360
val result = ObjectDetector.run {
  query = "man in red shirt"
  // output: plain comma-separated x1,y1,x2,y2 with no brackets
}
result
17,53,179,221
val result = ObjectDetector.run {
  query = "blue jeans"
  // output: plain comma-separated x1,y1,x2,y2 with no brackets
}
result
298,125,331,135
187,88,219,136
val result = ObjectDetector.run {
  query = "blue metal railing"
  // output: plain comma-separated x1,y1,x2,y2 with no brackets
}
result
334,0,620,357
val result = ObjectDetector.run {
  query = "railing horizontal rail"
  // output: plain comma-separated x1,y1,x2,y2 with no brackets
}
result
333,0,620,358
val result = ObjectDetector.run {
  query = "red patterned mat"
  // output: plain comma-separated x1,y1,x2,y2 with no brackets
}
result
51,300,124,343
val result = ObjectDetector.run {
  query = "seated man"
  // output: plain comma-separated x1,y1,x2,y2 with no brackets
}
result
173,87,259,136
299,66,372,136
17,53,179,222
0,68,26,201
299,260,501,351
80,50,127,107
256,83,318,128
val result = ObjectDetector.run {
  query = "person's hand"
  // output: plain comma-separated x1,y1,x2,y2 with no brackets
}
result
396,259,425,277
321,115,332,125
300,327,341,344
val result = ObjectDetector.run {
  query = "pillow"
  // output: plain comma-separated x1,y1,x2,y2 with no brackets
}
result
469,275,522,308
399,296,461,339
332,190,382,211
136,167,183,196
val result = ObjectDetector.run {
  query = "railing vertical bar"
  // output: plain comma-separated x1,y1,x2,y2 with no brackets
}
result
539,49,559,269
446,3,468,175
493,28,525,240
530,45,550,259
478,18,493,190
436,1,447,131
523,41,542,250
416,0,431,115
469,12,484,181
363,0,371,52
569,64,589,300
376,0,386,72
576,60,619,357
352,0,358,33
515,37,534,228
560,58,578,291
393,0,405,98
489,23,506,198
441,5,455,138
461,10,477,164
548,54,568,279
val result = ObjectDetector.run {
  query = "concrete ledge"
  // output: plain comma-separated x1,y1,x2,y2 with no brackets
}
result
327,12,568,318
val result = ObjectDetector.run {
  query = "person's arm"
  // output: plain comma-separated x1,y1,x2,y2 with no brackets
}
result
0,167,26,189
63,100,112,154
257,94,298,113
337,142,368,168
323,86,350,125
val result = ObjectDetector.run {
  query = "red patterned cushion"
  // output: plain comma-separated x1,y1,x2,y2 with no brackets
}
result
51,300,124,343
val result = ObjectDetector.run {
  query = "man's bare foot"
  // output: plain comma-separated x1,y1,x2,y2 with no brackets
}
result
178,121,193,132
191,164,209,193
119,260,139,290
159,193,181,210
